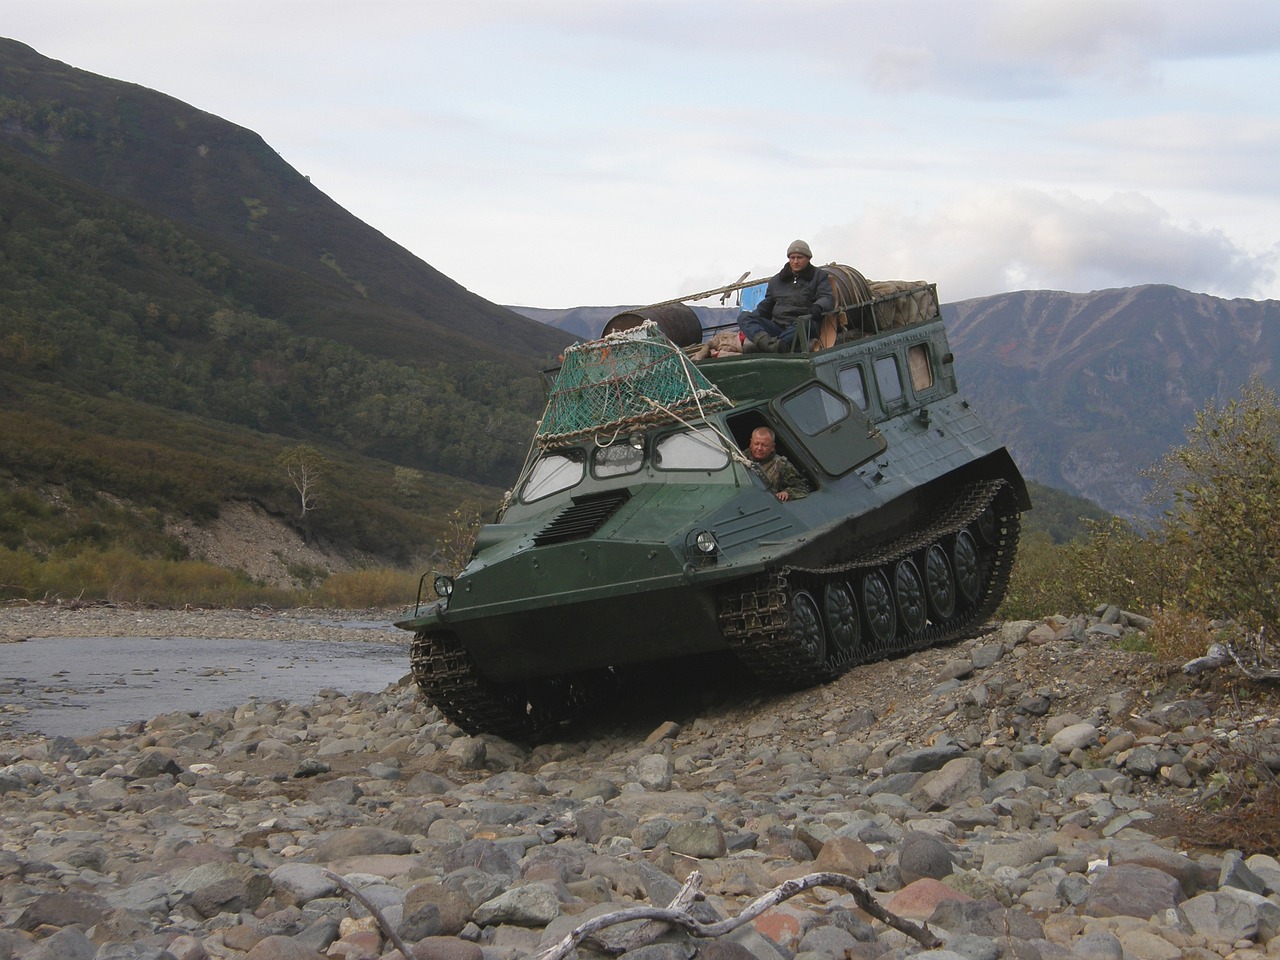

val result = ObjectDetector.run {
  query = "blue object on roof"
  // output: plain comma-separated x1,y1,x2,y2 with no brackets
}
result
739,281,767,311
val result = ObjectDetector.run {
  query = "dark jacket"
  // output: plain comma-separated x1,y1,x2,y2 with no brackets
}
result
757,262,834,327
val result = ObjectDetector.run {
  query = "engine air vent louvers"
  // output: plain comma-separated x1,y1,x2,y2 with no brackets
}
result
532,490,632,546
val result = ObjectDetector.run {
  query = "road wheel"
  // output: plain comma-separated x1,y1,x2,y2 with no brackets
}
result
822,580,861,654
862,569,896,651
923,543,956,619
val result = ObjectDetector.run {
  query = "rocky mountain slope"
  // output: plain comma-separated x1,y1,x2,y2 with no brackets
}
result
944,284,1280,520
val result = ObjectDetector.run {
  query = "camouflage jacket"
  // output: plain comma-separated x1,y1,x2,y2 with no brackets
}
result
748,452,810,499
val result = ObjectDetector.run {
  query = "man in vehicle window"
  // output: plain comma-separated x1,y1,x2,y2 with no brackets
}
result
746,427,810,502
737,240,834,353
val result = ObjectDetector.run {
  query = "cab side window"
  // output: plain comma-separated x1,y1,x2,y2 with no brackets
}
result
907,343,933,392
874,355,903,405
837,366,869,410
782,383,850,436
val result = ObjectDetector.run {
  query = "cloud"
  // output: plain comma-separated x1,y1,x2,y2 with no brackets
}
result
822,188,1278,300
8,0,1280,306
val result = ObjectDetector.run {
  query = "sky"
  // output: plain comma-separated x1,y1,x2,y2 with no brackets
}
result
7,0,1280,309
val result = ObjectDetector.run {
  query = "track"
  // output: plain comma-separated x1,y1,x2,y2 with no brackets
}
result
408,630,614,740
718,479,1021,687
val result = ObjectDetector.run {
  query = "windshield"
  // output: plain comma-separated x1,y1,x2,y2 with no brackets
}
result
654,427,730,471
521,451,585,502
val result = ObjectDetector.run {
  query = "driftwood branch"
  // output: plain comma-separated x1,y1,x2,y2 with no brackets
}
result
535,871,940,960
586,870,706,954
1186,629,1280,681
1228,627,1280,680
325,870,414,959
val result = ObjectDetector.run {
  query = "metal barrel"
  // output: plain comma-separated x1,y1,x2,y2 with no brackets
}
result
602,303,703,347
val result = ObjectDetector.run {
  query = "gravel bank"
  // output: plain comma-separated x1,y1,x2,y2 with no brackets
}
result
2,606,1280,960
0,603,409,646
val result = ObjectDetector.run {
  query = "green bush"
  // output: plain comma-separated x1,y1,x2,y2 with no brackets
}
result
1000,378,1280,650
1150,377,1280,634
999,530,1077,620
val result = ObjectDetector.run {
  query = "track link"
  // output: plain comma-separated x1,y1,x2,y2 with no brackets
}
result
409,630,615,739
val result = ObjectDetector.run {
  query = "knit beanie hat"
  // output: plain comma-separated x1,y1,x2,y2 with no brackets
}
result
787,239,813,258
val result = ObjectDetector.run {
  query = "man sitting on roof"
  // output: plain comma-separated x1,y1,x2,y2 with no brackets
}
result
737,240,834,353
745,427,810,502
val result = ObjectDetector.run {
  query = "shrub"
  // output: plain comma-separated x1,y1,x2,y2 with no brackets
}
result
1149,377,1280,635
1147,605,1217,663
999,530,1075,619
0,545,293,607
1063,516,1189,614
317,567,421,609
433,503,483,576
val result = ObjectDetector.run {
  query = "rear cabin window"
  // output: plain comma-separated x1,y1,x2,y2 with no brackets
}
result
782,383,851,436
874,356,904,405
521,451,585,502
837,366,869,410
655,427,729,471
907,343,934,391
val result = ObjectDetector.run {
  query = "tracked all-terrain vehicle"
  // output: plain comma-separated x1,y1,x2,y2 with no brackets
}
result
396,266,1030,737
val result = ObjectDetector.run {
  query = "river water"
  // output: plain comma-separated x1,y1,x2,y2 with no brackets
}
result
0,633,409,738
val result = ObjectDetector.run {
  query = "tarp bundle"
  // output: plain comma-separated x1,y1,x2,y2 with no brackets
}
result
868,280,939,330
823,266,939,339
536,321,731,448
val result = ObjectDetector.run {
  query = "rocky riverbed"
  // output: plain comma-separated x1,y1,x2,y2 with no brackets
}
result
3,603,1280,960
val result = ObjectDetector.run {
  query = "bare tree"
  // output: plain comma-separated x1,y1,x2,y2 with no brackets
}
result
277,444,329,526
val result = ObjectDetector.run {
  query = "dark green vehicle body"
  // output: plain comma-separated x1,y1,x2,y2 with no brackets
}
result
397,281,1030,736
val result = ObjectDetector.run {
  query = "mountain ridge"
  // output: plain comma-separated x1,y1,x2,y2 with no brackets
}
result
943,283,1279,518
0,36,578,568
0,37,572,367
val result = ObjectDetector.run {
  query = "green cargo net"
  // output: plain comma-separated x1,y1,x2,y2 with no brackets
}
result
536,321,732,448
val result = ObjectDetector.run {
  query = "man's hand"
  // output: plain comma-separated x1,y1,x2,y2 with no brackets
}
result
776,491,790,502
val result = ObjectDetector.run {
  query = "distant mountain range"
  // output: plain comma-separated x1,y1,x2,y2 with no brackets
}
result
511,284,1280,521
944,285,1278,519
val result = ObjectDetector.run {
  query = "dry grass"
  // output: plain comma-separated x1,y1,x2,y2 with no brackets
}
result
1147,605,1219,663
1151,676,1280,856
316,568,421,608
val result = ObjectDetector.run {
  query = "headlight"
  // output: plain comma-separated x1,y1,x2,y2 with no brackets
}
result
686,529,719,564
433,575,455,600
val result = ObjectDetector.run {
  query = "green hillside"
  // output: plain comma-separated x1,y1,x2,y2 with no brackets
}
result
0,38,572,365
0,38,582,588
0,144,535,568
